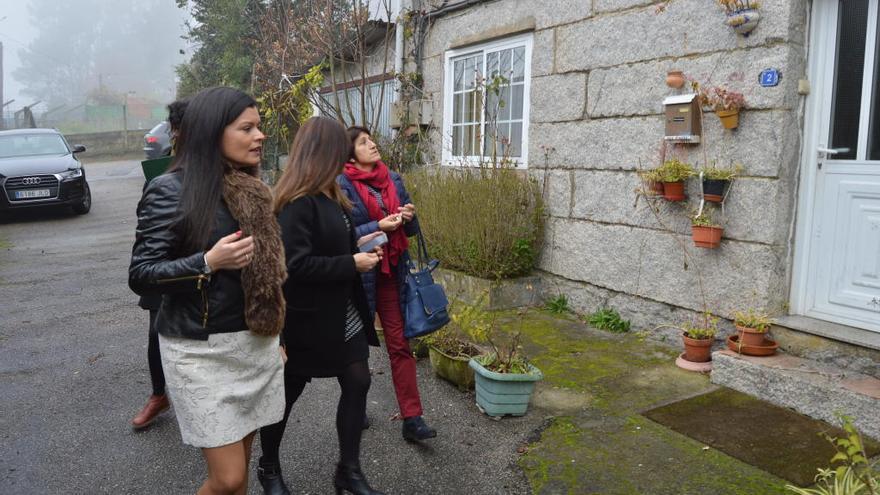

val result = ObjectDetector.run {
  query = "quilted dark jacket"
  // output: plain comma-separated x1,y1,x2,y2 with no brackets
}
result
128,170,247,340
336,172,420,318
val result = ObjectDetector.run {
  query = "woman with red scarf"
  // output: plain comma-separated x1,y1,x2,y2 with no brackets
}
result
337,126,437,442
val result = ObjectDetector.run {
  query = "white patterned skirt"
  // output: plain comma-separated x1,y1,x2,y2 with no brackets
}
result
158,331,285,448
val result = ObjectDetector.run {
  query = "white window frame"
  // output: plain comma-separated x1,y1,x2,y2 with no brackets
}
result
442,33,533,168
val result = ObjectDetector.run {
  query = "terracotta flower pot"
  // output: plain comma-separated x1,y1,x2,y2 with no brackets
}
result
736,325,767,346
648,180,665,195
691,225,723,248
662,181,686,201
666,70,685,89
682,333,712,363
717,109,740,129
702,179,728,203
727,334,777,356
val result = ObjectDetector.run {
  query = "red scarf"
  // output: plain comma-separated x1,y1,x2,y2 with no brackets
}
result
343,161,408,274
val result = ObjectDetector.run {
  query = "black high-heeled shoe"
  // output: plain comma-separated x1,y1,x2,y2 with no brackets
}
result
257,457,291,495
334,463,385,495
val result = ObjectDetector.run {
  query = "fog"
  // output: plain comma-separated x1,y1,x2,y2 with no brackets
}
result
0,0,189,132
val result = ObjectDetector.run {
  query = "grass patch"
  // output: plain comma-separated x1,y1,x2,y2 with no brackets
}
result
544,294,570,314
586,307,631,333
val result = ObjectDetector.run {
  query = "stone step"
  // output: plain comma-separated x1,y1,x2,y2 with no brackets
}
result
711,350,880,441
770,316,880,379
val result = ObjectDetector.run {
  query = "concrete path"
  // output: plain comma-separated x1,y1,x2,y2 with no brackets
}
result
0,160,538,494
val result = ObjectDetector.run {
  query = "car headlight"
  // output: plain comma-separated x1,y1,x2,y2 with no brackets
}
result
59,168,83,179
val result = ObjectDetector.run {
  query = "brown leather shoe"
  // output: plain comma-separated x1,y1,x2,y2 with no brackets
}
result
131,394,170,429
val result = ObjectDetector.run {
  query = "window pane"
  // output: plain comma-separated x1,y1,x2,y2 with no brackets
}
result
464,124,477,156
464,90,477,123
869,11,880,160
454,59,465,91
485,88,500,123
452,126,462,156
487,52,499,78
511,84,524,120
500,49,512,82
453,93,463,124
830,0,869,160
510,122,523,158
512,46,525,83
464,55,481,90
498,85,511,121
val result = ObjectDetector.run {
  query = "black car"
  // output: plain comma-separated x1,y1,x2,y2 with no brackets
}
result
143,121,172,159
0,128,91,215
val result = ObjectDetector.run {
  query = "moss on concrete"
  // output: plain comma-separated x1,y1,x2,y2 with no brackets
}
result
496,310,791,494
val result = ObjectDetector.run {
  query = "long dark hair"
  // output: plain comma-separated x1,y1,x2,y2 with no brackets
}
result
169,86,257,254
274,116,352,213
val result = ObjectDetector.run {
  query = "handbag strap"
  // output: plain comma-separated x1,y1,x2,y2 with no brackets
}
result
408,231,437,272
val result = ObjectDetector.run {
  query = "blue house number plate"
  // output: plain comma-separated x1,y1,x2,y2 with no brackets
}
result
759,68,780,87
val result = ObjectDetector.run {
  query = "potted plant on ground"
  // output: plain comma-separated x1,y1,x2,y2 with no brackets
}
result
422,301,486,391
469,331,543,417
705,86,746,129
701,163,743,202
732,308,772,346
657,158,695,201
691,209,723,249
680,314,718,363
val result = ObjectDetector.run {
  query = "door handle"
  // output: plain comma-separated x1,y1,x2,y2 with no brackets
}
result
816,147,851,169
817,146,850,155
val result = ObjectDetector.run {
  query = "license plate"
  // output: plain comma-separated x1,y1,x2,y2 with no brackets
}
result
15,189,51,199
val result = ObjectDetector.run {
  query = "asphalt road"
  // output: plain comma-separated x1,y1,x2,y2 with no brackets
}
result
0,159,540,495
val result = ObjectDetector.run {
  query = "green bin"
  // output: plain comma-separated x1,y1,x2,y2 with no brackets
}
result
141,156,173,182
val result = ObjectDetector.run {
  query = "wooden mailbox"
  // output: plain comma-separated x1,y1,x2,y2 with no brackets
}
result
663,94,701,144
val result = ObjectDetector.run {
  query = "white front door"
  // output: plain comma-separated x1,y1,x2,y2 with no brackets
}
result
794,0,880,333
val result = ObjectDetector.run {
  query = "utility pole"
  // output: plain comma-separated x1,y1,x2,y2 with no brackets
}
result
122,92,128,149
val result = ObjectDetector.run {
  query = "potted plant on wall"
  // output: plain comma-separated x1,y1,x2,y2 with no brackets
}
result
701,163,743,202
718,0,762,36
638,168,665,196
657,158,695,201
691,209,724,249
469,331,543,417
706,86,746,129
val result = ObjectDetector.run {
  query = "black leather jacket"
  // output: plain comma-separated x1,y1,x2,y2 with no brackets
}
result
128,171,247,340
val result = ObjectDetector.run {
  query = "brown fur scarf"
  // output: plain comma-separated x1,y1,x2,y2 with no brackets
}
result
222,169,287,337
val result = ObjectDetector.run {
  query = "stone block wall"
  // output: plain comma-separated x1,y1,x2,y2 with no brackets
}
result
412,0,809,342
65,129,151,158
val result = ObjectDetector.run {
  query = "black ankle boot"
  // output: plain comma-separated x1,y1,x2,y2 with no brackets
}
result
257,457,291,495
402,416,437,442
334,463,385,495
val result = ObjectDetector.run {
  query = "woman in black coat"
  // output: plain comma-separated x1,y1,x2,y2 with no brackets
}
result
256,116,385,495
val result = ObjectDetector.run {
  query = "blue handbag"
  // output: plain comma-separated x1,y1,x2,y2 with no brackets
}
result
403,232,450,339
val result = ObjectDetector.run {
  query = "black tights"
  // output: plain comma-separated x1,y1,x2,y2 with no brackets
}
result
259,359,371,468
147,310,166,396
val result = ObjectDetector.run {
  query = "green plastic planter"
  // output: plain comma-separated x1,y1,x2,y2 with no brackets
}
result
428,346,475,391
469,358,543,417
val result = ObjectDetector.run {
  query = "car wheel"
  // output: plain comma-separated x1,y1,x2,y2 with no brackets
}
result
72,182,91,214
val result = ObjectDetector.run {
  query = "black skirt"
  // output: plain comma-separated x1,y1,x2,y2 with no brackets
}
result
286,327,369,378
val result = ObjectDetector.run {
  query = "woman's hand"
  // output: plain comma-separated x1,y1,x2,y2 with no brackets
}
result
378,213,403,232
397,203,415,223
204,231,255,271
353,252,380,272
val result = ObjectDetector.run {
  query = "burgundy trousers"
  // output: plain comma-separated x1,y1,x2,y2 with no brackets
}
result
376,271,423,418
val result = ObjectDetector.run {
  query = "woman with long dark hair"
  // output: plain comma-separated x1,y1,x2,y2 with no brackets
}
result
338,126,436,442
131,97,188,430
129,86,287,495
256,116,385,495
